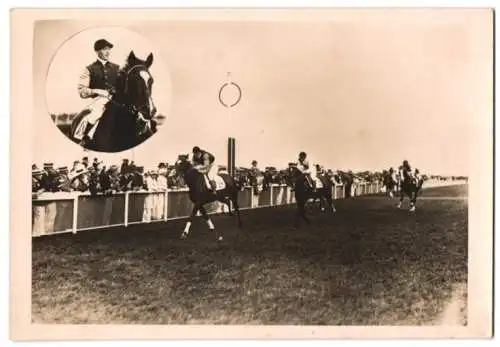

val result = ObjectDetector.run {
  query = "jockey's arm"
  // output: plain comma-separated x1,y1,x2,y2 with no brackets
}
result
77,67,110,99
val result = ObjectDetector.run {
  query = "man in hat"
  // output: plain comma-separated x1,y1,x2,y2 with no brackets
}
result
82,157,89,168
70,167,89,192
74,39,120,145
41,163,58,192
132,166,146,191
56,166,72,192
249,160,261,177
121,159,130,175
32,168,46,198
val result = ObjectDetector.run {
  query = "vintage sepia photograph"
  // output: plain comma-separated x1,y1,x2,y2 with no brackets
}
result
10,7,493,340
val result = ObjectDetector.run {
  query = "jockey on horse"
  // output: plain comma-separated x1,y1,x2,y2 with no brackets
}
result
192,146,218,193
74,39,120,147
296,151,315,191
397,159,420,211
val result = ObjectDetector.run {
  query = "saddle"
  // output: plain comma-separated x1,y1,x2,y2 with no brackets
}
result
201,174,226,192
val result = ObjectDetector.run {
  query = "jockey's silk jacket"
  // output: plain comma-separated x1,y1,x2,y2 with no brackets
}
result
79,60,120,99
297,158,310,173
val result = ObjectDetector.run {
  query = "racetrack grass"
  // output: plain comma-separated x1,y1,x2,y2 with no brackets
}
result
32,185,468,325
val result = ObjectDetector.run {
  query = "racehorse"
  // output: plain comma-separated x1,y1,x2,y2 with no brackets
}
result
173,155,242,241
397,171,424,212
70,51,157,152
288,165,336,227
382,170,397,198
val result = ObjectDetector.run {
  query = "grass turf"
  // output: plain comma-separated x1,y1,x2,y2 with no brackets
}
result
32,184,468,325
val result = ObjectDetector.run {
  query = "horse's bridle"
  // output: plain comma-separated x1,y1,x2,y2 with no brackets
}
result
106,64,153,119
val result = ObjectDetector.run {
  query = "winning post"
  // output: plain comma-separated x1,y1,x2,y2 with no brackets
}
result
218,72,242,177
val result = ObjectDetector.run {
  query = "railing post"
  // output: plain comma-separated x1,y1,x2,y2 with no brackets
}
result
72,195,79,234
124,192,129,227
270,184,274,206
164,189,169,221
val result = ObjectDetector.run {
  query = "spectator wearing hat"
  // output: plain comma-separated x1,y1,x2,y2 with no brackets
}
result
121,159,131,175
92,157,100,170
70,167,89,192
82,157,89,168
56,166,71,192
132,166,146,191
32,168,45,198
74,38,120,145
249,160,261,177
41,163,58,192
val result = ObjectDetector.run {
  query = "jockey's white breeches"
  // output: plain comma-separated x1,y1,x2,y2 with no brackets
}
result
207,163,217,180
84,96,109,125
73,97,109,140
298,167,311,175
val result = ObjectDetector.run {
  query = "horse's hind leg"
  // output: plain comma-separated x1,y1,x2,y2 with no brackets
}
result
231,194,243,228
326,195,336,213
295,200,310,226
199,205,222,241
409,189,417,212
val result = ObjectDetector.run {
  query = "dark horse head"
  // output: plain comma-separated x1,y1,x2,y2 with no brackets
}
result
71,51,157,152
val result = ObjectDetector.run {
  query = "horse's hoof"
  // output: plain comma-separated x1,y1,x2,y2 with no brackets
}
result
217,236,223,242
321,208,326,212
180,232,188,239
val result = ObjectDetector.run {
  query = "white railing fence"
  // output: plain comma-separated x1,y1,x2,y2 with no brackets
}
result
32,180,466,237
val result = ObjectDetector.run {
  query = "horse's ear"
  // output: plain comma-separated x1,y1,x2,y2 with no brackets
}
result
128,51,136,62
145,53,154,68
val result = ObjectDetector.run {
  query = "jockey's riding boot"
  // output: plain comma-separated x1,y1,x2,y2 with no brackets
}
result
79,124,93,146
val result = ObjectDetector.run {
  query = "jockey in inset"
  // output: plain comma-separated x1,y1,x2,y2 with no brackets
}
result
297,152,315,190
192,146,217,193
74,39,120,146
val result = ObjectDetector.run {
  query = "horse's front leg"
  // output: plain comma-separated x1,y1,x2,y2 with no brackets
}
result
199,205,222,241
409,188,417,212
397,186,405,208
181,204,199,239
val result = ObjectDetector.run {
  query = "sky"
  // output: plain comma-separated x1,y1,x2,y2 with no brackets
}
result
32,10,492,176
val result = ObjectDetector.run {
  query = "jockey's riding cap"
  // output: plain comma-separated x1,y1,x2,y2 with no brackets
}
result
94,39,114,51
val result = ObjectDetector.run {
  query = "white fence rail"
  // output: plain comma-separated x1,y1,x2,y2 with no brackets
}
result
32,180,466,237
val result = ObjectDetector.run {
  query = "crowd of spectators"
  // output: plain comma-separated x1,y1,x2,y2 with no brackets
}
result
32,155,462,199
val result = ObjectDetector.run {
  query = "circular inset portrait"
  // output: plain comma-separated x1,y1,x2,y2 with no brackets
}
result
46,26,171,153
